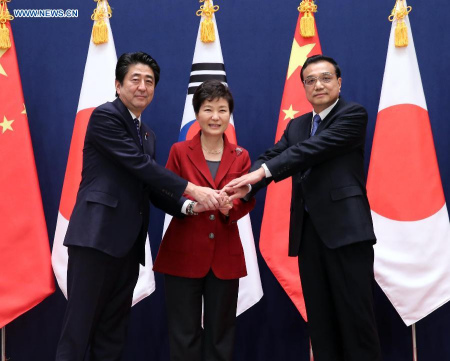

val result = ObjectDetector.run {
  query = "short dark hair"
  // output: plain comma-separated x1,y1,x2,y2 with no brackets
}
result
300,55,341,82
115,52,160,96
192,80,234,114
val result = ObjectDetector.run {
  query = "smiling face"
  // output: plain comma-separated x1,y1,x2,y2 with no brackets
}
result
303,60,342,114
115,63,155,117
196,97,230,138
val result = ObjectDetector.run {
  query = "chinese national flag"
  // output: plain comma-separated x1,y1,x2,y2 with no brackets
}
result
0,22,55,328
259,14,321,320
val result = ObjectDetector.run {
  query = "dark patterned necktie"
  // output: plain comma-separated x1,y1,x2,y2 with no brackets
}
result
133,118,142,146
310,114,322,136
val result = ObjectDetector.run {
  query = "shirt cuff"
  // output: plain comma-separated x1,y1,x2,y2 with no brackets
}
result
261,163,272,178
181,200,191,215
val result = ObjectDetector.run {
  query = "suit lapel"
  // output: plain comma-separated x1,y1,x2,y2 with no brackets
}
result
187,132,216,188
141,124,154,157
112,97,143,148
214,134,236,187
315,97,344,135
297,112,312,144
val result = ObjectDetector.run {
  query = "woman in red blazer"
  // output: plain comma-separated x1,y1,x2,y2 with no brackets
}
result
154,80,255,361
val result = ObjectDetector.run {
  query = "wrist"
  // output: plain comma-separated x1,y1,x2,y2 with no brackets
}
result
258,167,265,179
185,182,195,197
186,201,198,216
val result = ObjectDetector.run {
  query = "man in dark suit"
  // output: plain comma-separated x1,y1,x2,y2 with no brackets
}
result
55,52,221,361
226,55,381,361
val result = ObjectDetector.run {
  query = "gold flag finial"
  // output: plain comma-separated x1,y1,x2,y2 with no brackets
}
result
298,0,317,38
91,0,112,45
0,0,14,49
196,0,219,43
388,0,412,47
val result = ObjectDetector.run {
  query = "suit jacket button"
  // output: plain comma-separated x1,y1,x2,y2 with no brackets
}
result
209,214,215,221
209,233,215,239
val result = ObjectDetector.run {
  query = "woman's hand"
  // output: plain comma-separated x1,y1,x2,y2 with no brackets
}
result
218,203,233,216
218,191,233,216
191,191,233,215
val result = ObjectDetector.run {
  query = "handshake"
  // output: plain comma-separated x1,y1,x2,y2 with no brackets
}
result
184,167,266,215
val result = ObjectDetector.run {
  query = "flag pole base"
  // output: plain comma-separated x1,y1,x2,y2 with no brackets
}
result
412,323,417,361
1,327,5,361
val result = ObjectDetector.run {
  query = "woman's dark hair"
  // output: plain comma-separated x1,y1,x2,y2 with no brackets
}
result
115,52,160,96
192,80,234,114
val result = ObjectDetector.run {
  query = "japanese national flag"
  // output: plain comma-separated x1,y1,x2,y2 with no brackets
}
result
367,1,450,326
52,3,155,305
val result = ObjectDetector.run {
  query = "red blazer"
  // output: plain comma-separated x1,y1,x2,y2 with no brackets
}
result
153,132,255,279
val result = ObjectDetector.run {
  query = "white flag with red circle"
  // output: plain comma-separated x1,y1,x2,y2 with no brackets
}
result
367,2,450,326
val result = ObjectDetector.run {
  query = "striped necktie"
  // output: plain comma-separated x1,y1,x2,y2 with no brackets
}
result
310,114,322,136
133,118,142,146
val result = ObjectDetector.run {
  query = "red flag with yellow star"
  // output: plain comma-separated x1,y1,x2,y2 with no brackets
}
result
259,12,321,320
0,21,55,328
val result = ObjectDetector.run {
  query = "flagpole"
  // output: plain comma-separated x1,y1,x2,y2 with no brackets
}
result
1,327,5,361
412,324,418,361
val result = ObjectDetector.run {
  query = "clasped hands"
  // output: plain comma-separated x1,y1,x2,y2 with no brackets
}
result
188,167,266,215
191,188,233,215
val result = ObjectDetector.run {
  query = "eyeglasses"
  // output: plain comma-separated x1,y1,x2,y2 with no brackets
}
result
303,73,336,87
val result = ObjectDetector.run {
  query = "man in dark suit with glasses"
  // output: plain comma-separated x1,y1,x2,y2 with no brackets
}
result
226,55,382,361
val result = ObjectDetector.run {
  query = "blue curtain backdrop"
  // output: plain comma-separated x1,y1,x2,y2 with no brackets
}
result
3,0,450,360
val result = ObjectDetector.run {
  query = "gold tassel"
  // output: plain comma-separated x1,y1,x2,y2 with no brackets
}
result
91,0,112,45
388,0,412,48
0,0,14,49
298,0,317,38
0,24,11,49
196,0,219,43
395,20,408,47
200,17,215,42
92,20,108,44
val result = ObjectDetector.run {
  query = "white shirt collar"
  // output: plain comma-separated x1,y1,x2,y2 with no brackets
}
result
128,110,141,127
312,97,339,121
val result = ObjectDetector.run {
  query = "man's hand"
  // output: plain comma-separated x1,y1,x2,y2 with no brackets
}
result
185,182,220,210
223,167,265,200
221,185,250,201
225,168,265,188
193,202,206,213
192,192,232,215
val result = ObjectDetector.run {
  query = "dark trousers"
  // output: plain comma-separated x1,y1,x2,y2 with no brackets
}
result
298,212,381,361
55,243,140,361
164,270,239,361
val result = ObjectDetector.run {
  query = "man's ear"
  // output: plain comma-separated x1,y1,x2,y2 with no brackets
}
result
115,80,121,96
338,77,342,91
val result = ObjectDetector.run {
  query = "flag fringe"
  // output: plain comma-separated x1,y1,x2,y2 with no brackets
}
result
388,0,411,47
0,0,13,49
298,0,317,38
196,0,219,43
91,0,112,45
